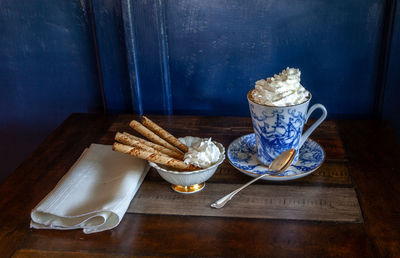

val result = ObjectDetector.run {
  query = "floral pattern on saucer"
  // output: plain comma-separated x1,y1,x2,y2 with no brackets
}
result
227,134,325,181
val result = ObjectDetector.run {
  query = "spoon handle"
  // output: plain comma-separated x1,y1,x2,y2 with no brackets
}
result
210,171,276,209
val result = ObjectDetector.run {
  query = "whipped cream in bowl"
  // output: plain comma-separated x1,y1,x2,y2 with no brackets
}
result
184,137,221,168
148,136,225,194
250,67,310,107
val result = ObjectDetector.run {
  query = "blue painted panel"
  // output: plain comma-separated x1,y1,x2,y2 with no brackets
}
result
1,0,400,184
130,0,171,114
92,0,132,113
163,0,385,116
383,0,400,139
121,0,143,114
0,0,102,181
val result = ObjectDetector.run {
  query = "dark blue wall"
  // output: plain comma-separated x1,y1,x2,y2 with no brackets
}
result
0,0,103,182
119,0,386,117
165,0,384,116
383,0,400,136
1,0,399,182
92,0,132,113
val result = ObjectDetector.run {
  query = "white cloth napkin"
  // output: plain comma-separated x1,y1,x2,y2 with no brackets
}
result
31,144,149,234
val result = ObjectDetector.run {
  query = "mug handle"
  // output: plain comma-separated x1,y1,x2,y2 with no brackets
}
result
299,104,327,148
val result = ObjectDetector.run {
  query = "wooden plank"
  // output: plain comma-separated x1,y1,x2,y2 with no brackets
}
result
145,160,352,186
128,181,362,223
0,114,115,258
338,120,400,256
216,161,352,186
20,214,373,257
13,249,129,258
4,115,394,257
294,161,352,185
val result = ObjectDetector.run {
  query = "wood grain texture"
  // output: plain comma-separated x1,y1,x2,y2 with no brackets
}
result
0,114,398,257
19,215,373,257
128,181,362,222
13,249,129,258
338,120,400,256
0,114,116,257
202,160,352,186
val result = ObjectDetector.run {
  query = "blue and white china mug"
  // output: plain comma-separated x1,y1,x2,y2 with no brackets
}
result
247,90,327,166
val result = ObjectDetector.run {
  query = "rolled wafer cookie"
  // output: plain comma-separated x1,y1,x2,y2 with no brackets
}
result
142,116,189,153
130,120,178,152
112,142,199,171
115,132,183,160
122,132,184,160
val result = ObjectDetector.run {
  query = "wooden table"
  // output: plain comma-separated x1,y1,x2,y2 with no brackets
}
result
1,114,399,257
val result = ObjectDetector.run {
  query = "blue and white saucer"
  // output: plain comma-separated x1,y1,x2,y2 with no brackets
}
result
227,134,325,181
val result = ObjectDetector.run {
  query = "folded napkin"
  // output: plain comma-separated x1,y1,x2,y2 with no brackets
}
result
31,144,149,234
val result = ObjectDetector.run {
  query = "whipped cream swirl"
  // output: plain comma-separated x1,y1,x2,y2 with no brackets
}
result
184,138,221,168
251,67,310,106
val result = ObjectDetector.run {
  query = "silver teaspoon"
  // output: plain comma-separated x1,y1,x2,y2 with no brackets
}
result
210,149,296,209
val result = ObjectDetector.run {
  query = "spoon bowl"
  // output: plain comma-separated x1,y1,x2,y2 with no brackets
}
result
269,148,296,172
